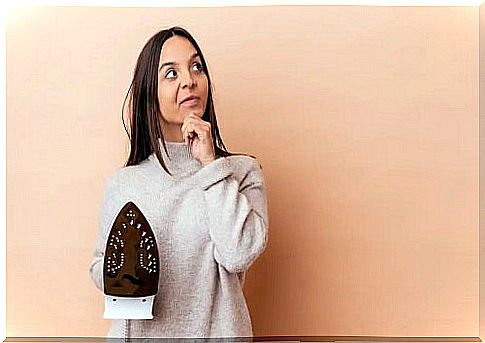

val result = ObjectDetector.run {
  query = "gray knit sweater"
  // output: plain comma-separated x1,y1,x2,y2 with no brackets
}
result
89,139,269,339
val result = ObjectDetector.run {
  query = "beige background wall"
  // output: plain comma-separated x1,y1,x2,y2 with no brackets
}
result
6,5,478,338
479,1,484,341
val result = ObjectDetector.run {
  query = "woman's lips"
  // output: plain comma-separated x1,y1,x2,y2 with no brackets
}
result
181,98,200,107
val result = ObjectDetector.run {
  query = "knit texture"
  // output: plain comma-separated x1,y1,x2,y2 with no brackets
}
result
89,139,269,339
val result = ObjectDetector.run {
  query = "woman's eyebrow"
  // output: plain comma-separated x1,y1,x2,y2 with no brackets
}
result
159,52,199,71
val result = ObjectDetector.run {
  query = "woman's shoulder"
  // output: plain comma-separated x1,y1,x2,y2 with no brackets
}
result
104,163,144,187
224,152,260,165
224,154,264,180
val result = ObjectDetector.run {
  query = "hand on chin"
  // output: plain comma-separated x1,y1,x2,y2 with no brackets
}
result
181,113,216,166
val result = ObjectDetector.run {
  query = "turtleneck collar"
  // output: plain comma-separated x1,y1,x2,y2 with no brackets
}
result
148,138,202,176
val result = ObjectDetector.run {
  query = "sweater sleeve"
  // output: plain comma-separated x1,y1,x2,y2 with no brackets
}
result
196,156,269,274
88,175,122,292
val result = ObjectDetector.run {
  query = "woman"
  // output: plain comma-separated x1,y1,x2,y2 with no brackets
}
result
89,26,269,340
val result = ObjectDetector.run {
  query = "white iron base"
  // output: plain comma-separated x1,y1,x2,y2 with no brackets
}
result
103,295,155,319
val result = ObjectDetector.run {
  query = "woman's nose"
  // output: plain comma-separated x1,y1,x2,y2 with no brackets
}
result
181,71,196,88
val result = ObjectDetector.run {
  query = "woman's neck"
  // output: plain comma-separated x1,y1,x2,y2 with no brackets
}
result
161,123,184,143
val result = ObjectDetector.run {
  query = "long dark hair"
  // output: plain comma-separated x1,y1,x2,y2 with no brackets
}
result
121,26,253,175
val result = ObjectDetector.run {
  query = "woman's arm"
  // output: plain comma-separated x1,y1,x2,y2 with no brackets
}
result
195,157,269,274
88,176,121,292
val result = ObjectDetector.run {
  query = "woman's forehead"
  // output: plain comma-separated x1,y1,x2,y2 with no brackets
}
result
159,36,198,63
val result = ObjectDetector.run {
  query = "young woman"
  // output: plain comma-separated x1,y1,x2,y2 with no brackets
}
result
89,26,269,339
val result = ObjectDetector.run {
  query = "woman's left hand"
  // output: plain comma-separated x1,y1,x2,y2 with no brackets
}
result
181,113,216,166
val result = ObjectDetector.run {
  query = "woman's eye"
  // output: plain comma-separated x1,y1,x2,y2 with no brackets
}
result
165,63,202,79
165,69,177,79
193,62,203,72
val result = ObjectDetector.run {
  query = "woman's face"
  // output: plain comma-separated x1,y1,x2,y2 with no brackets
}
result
158,35,209,127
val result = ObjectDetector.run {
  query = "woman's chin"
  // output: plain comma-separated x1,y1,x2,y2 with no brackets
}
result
181,108,204,117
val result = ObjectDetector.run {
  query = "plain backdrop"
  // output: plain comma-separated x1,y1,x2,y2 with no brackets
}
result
6,5,479,338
